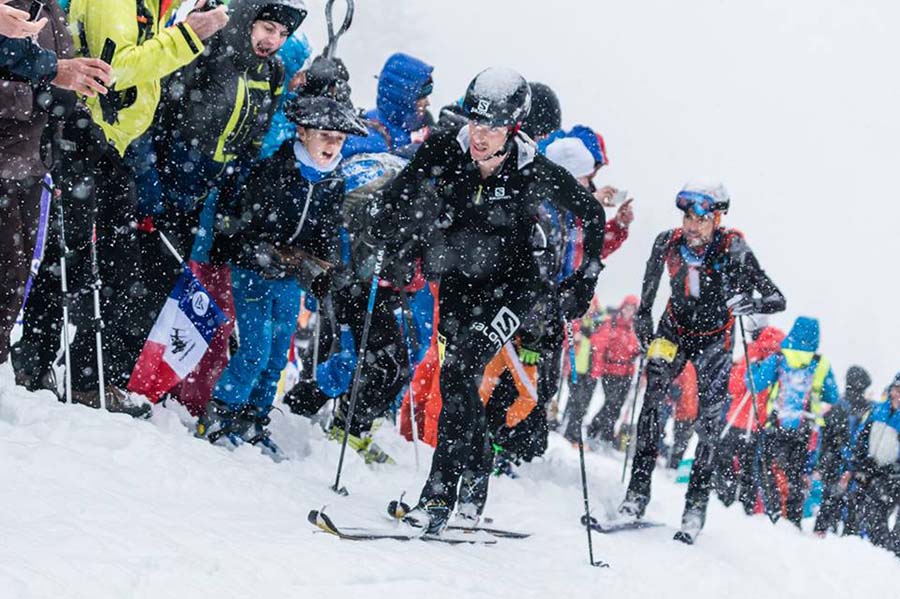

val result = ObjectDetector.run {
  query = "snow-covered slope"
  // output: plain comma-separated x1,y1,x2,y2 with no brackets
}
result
301,0,900,387
1,379,898,599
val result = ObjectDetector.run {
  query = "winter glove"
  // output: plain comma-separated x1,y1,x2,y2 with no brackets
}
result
727,294,762,316
353,230,383,281
303,56,351,101
517,344,540,366
558,272,596,320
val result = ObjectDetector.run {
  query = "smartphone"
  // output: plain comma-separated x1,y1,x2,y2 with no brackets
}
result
100,38,116,65
28,1,44,21
611,189,628,205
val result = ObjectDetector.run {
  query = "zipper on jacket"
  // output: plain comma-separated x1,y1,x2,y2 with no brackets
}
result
288,183,317,244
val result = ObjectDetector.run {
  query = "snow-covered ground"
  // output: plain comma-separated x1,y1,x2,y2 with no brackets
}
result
4,2,899,597
1,377,897,599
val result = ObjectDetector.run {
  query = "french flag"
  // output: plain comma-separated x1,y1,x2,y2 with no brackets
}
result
128,265,229,403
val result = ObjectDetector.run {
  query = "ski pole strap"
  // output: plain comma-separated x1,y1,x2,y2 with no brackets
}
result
367,246,385,312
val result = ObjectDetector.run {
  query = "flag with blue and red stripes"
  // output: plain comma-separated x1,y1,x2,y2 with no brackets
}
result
128,265,228,402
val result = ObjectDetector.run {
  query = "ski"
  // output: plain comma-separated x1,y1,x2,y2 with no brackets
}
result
386,499,531,539
308,509,498,545
673,530,695,545
582,515,665,534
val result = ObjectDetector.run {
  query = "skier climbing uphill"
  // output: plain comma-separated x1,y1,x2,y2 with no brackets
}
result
369,68,606,533
620,180,786,544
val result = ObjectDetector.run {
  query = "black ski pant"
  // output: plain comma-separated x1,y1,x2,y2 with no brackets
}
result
562,374,598,443
627,315,732,517
858,470,900,552
763,426,810,525
814,454,849,534
0,176,43,365
714,428,759,512
668,419,695,469
587,374,634,444
420,273,537,510
11,194,62,390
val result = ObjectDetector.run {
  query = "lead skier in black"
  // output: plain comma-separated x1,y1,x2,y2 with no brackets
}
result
367,68,606,533
619,181,786,544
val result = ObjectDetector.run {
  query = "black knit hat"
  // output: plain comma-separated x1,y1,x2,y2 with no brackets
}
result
255,3,307,35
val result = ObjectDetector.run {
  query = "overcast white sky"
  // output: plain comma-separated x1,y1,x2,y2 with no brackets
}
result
299,0,900,390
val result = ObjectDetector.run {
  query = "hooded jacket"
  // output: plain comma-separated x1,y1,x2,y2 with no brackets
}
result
68,0,205,154
853,378,900,474
0,0,74,180
159,0,304,168
342,52,433,158
751,317,840,430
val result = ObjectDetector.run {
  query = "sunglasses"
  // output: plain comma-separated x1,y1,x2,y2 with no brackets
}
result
676,190,729,216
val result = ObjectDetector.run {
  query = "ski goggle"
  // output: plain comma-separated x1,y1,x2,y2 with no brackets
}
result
675,190,729,216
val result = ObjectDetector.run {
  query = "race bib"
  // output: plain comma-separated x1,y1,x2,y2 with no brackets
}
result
647,338,678,363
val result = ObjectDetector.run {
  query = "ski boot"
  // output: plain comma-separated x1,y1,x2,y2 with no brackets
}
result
454,471,488,527
617,490,649,521
71,385,152,419
673,506,706,545
240,406,286,461
400,498,451,535
328,425,395,465
196,398,248,446
491,443,520,478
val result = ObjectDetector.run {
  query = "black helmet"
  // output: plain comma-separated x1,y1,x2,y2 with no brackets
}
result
521,82,561,139
287,95,368,136
462,67,531,128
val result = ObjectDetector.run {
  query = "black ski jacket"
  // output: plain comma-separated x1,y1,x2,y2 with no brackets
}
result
158,0,297,166
636,227,785,342
213,140,344,279
370,126,606,288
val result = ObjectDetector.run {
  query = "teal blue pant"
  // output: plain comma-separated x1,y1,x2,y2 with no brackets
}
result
214,267,301,411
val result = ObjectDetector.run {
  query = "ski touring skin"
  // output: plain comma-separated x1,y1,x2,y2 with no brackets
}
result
308,509,498,545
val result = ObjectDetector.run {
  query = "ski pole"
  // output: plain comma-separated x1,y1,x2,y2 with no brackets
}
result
394,305,420,470
566,319,608,568
737,317,761,441
324,0,354,59
89,215,106,410
397,287,421,469
737,315,770,510
718,389,752,441
621,356,646,483
55,180,73,404
332,246,385,495
15,175,52,326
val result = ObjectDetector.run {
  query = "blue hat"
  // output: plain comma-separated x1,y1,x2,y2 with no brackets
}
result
781,316,820,353
567,125,608,167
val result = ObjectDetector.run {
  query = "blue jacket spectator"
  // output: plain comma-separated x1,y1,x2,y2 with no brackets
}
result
751,316,840,430
342,52,433,158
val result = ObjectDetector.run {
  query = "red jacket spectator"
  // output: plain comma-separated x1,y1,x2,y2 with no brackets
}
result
725,327,786,431
590,295,640,379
